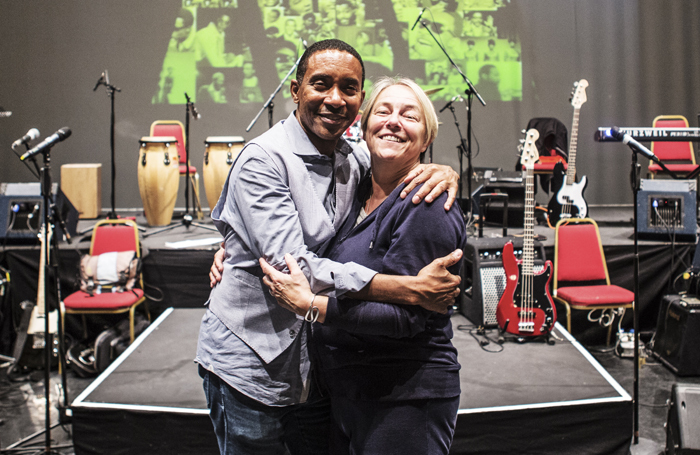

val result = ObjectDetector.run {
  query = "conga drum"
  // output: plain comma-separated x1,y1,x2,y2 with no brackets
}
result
203,136,245,209
137,136,180,226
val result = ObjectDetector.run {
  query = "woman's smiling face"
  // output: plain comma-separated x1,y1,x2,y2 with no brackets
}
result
365,84,427,169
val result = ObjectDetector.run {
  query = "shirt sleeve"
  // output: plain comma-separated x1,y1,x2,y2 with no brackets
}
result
323,190,466,338
225,145,377,295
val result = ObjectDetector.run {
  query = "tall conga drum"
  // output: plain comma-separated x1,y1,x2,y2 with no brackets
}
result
137,136,180,226
203,136,245,210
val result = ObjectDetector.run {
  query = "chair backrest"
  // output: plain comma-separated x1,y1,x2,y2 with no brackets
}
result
151,120,186,163
90,219,141,257
554,218,610,288
651,115,695,163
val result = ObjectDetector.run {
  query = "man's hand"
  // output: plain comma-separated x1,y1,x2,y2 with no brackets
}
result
209,247,225,288
400,163,459,211
413,249,463,313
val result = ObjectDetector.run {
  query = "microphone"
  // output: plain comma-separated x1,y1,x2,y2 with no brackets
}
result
93,72,105,91
185,92,201,120
20,127,72,161
439,95,460,113
611,126,660,163
411,8,426,31
104,69,110,86
12,128,41,149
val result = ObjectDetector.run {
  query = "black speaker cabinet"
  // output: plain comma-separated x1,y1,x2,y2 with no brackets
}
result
0,182,78,242
460,236,546,327
666,383,700,454
652,294,700,377
637,179,697,242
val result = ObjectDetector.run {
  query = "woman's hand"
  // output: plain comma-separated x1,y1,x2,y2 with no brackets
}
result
400,163,459,211
260,254,315,318
209,247,225,288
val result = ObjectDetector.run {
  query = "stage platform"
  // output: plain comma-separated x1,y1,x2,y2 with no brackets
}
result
70,308,632,455
2,204,693,354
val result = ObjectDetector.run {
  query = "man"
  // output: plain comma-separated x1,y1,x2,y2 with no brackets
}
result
197,40,462,455
475,63,501,101
194,14,243,67
197,72,227,103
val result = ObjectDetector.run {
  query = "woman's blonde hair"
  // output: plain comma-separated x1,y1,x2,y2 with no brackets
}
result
360,76,439,150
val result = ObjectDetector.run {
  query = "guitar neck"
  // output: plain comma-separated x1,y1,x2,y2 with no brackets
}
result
523,167,535,277
565,107,579,185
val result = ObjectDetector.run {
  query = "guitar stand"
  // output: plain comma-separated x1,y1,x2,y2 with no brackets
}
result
497,321,556,345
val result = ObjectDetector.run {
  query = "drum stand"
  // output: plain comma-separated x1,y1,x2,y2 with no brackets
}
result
144,94,217,238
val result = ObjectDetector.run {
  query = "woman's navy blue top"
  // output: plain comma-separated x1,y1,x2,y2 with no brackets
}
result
313,177,467,401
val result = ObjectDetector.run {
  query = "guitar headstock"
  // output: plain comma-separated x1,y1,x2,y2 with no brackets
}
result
570,79,589,108
520,128,540,169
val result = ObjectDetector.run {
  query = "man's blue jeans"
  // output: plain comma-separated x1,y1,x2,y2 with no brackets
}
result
200,365,330,455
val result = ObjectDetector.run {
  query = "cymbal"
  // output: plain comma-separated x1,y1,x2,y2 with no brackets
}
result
423,87,444,96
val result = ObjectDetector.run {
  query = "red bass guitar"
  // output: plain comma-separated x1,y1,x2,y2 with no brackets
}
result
496,129,557,337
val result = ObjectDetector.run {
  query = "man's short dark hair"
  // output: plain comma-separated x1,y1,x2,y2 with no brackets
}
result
296,39,365,86
479,64,496,78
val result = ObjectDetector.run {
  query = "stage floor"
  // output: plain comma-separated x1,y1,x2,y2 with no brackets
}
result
70,308,632,455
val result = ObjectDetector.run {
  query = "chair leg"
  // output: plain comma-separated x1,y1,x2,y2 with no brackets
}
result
129,306,136,344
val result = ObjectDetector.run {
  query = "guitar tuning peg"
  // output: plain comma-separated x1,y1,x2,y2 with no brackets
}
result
519,139,525,144
521,129,526,134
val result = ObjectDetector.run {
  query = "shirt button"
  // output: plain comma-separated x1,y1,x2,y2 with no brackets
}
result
289,329,296,338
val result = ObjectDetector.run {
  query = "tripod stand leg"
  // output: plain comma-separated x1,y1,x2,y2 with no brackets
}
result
191,173,204,220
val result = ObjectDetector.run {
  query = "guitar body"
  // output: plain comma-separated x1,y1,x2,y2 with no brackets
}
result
496,241,556,337
547,161,589,224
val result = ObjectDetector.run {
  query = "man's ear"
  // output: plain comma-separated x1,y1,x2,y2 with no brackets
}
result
290,79,300,104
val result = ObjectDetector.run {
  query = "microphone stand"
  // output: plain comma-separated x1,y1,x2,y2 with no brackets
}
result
444,100,470,220
246,50,304,132
415,19,485,218
39,148,70,454
94,71,121,220
144,94,217,237
624,145,679,445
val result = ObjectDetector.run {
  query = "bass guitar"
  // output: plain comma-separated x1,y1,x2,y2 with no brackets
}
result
547,79,589,225
8,224,58,375
496,129,556,337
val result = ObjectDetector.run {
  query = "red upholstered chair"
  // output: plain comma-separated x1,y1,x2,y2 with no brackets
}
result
553,218,634,344
648,115,699,178
150,120,203,218
63,219,149,344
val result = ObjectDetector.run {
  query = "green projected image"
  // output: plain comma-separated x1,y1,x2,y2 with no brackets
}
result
153,0,521,106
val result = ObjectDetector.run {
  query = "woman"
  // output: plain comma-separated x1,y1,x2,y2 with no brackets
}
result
261,76,466,454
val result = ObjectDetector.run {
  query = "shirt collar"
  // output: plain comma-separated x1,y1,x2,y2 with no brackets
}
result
284,110,353,158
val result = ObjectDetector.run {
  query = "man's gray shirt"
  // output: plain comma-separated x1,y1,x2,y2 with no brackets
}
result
196,112,376,406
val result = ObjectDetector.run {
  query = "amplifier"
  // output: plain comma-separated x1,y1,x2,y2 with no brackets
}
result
637,179,697,242
652,294,700,376
478,170,526,228
666,383,700,454
460,236,546,327
0,182,78,242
